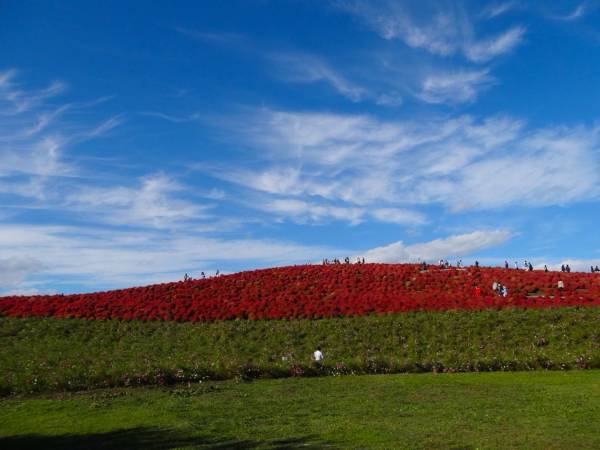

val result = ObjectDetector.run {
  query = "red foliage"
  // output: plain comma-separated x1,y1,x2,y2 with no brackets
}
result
1,264,599,322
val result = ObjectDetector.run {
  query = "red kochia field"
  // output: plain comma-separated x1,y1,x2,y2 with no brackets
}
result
1,264,600,322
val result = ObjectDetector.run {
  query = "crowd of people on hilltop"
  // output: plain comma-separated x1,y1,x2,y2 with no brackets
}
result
505,260,534,271
183,270,220,281
322,257,366,265
181,257,600,283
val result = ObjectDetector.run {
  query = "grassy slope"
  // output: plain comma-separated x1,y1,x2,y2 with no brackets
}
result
2,307,599,394
1,371,599,449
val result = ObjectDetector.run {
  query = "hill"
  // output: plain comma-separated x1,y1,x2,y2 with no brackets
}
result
2,264,600,322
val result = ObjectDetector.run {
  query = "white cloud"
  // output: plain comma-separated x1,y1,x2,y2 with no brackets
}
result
418,69,494,104
362,229,512,262
263,198,365,225
0,256,43,292
564,4,586,20
420,125,600,211
549,3,588,21
141,111,201,123
0,224,343,293
174,27,246,45
464,26,526,63
370,208,427,225
84,115,125,138
209,108,600,216
479,2,519,19
66,174,207,228
338,1,463,56
375,92,403,106
260,199,426,226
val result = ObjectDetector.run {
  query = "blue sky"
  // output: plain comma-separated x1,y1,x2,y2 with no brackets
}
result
2,0,600,294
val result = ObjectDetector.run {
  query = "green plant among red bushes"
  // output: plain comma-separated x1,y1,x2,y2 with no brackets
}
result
1,264,600,323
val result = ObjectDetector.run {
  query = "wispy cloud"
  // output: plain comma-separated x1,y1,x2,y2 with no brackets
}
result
141,111,201,123
479,1,519,19
418,69,494,104
337,1,464,56
173,27,245,45
206,108,600,216
565,3,587,20
270,53,368,102
260,198,426,226
336,1,526,63
0,69,66,115
84,115,125,138
548,3,588,21
0,70,124,204
464,26,526,62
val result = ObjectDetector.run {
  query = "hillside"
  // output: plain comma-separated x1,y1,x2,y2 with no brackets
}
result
1,264,599,322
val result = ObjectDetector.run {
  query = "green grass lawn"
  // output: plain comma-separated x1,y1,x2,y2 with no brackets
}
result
2,307,599,394
1,371,599,449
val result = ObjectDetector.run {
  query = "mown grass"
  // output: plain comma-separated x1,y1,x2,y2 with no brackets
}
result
1,307,599,394
1,371,599,449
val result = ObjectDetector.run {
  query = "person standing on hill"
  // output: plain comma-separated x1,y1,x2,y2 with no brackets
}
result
312,346,324,368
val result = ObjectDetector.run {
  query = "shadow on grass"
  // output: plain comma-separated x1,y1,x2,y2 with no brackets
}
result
0,427,336,449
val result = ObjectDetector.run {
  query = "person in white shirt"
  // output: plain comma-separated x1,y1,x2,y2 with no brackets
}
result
312,346,324,367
